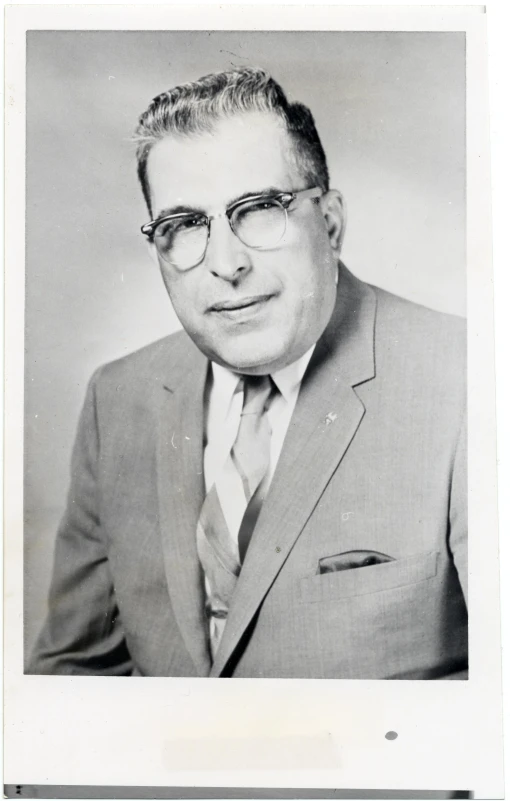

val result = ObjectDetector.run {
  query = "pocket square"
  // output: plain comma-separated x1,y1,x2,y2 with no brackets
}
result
317,549,395,575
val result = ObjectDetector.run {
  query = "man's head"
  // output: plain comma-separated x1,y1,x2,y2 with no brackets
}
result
135,67,346,375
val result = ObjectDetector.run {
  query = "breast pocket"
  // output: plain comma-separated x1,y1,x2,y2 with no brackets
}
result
298,551,438,604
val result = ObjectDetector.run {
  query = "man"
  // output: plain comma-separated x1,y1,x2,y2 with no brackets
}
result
28,67,468,678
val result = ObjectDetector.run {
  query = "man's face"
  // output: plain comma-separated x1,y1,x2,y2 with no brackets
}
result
146,111,343,374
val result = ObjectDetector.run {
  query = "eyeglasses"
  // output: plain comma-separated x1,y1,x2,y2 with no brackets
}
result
141,187,323,271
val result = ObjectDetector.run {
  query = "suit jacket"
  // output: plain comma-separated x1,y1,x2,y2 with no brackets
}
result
28,266,468,679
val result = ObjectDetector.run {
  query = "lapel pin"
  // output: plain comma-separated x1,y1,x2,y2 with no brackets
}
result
325,412,338,425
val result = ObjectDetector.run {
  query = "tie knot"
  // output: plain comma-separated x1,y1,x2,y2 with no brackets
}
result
241,375,274,416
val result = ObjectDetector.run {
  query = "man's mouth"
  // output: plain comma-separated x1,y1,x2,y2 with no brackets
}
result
208,294,274,313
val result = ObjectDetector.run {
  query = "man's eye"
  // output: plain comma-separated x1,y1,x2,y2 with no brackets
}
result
175,216,205,231
237,200,277,219
253,200,276,211
157,216,205,237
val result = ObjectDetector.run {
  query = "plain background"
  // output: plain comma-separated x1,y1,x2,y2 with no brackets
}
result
24,30,466,655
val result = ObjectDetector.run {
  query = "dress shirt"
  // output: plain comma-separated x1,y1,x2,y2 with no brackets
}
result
203,346,315,557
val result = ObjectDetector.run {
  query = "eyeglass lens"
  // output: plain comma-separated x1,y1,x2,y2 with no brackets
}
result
153,197,287,270
154,216,207,269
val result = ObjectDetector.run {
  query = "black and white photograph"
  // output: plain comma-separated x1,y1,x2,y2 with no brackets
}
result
23,28,469,680
4,3,504,797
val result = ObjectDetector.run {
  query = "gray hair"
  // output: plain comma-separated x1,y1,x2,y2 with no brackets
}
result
134,66,330,214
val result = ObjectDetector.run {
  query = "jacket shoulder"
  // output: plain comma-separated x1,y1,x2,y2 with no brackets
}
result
372,284,466,356
372,284,466,336
90,329,197,393
368,284,466,405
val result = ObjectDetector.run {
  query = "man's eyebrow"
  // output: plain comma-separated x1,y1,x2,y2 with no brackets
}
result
225,186,285,207
153,187,286,222
153,203,204,220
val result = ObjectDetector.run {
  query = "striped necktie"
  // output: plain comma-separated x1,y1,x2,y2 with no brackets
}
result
196,374,276,656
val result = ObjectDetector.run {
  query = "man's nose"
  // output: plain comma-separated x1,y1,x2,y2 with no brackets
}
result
204,215,252,281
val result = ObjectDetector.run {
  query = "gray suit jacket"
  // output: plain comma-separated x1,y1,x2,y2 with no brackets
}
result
28,266,468,678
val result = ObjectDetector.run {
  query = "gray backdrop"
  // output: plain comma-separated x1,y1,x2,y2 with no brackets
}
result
24,31,466,654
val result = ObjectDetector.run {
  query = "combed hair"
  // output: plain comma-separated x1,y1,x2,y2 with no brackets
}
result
134,67,330,214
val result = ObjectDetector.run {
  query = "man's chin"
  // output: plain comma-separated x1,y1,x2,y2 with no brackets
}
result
208,344,287,375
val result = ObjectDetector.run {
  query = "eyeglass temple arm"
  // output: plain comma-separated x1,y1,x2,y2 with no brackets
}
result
141,212,193,238
294,187,323,200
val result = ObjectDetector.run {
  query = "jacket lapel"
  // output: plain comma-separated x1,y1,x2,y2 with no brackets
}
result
210,267,377,677
155,339,211,676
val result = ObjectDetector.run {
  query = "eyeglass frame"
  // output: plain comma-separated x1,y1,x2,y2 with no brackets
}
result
140,186,324,270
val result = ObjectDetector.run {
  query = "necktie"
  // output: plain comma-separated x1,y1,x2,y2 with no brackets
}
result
196,375,275,656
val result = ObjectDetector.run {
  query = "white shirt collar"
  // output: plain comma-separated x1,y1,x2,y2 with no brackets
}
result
210,345,315,407
270,346,315,402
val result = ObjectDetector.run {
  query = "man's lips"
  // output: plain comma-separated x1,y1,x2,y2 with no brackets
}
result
208,294,274,313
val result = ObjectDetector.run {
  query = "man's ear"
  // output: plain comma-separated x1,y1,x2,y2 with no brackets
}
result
320,190,346,256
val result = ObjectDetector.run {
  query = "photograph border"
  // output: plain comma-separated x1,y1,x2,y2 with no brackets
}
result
4,4,503,797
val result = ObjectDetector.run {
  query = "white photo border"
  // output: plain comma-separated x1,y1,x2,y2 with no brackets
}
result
4,4,503,797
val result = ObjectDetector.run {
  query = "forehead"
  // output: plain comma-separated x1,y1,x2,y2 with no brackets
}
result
146,111,301,215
